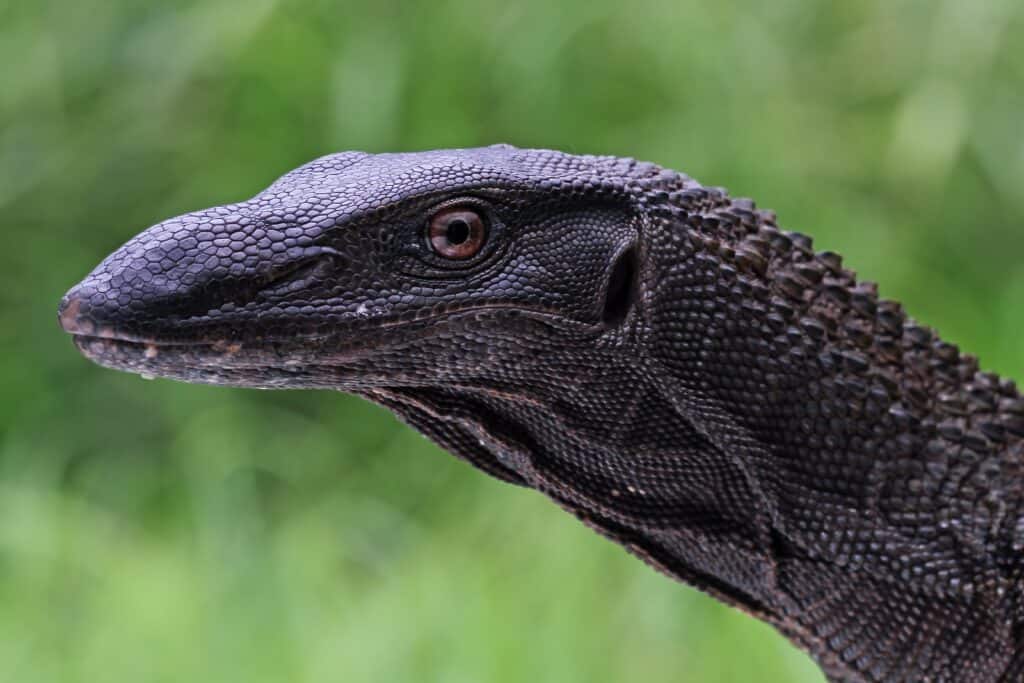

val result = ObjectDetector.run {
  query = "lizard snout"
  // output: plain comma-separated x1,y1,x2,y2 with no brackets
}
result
57,199,341,346
58,275,153,342
58,285,96,336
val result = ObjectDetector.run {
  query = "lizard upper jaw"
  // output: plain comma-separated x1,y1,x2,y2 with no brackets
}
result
58,287,174,345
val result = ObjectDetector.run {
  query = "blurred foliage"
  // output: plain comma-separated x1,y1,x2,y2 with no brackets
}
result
1,0,1023,681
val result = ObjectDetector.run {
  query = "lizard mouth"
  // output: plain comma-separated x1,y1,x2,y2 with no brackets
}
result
64,305,602,389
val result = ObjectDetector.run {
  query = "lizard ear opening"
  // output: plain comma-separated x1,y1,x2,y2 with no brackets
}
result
602,246,637,326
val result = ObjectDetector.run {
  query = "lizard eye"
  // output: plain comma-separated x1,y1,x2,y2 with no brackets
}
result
427,207,487,259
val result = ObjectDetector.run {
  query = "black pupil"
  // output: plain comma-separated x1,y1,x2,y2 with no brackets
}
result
446,218,471,245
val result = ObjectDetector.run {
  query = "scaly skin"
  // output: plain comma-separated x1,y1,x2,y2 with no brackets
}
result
58,146,1024,682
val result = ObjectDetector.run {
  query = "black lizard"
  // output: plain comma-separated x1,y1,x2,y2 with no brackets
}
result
58,145,1024,682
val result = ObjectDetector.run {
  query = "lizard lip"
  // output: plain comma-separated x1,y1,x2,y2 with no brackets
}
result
67,332,389,390
66,334,289,388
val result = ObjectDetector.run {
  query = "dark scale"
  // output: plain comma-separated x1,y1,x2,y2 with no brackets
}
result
59,145,1024,682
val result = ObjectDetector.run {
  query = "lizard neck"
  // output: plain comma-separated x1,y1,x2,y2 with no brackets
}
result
638,188,1024,680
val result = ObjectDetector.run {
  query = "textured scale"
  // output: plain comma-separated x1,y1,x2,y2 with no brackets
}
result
58,146,1024,682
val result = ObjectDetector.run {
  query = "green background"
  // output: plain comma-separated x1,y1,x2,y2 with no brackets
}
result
3,1,1023,681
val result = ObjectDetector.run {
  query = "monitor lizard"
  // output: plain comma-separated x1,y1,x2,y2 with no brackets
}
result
58,145,1024,682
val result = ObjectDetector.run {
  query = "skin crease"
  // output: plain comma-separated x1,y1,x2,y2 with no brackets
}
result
59,145,1024,682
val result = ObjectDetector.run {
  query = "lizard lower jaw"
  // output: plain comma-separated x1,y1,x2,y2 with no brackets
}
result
68,335,370,389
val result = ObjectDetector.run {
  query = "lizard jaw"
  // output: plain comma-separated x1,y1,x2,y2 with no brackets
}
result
62,300,603,390
67,334,383,389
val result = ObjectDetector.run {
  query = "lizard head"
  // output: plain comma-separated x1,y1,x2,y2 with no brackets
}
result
59,145,685,391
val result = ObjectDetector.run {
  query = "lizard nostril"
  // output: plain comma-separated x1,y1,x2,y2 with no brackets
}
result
252,249,347,302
